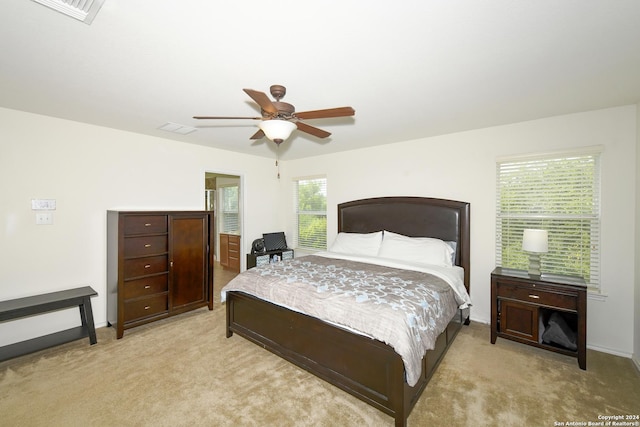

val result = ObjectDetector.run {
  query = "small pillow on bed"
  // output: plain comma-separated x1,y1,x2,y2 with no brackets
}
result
329,231,383,256
378,231,455,267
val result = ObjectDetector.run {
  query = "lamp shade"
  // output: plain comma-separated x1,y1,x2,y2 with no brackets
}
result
522,229,548,253
258,119,297,144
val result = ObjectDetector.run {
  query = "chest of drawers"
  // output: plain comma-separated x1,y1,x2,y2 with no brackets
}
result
107,211,214,338
219,233,240,272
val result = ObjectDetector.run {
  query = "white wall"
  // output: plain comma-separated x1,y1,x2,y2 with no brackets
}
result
1,105,636,359
281,105,637,357
0,107,281,346
635,103,640,370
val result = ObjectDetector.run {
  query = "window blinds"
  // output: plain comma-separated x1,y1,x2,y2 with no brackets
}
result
496,151,601,289
294,177,327,250
221,186,239,233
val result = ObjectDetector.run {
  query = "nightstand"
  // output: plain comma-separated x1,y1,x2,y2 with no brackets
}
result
246,249,294,269
491,267,587,369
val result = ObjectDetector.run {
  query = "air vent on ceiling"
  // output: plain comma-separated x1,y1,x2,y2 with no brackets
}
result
31,0,106,24
159,122,198,136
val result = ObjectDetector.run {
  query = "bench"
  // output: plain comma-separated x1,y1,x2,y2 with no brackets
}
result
0,286,98,361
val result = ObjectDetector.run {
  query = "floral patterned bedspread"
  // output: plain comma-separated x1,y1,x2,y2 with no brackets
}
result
221,255,460,386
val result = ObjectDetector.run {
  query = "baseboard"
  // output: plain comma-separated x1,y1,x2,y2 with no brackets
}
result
468,315,490,325
470,317,636,363
587,343,633,359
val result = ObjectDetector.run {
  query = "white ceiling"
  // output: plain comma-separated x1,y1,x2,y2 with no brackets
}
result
2,1,640,160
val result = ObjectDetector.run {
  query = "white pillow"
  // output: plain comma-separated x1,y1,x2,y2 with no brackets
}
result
329,231,383,256
378,231,455,267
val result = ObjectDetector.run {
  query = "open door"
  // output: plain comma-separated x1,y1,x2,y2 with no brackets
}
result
205,172,242,295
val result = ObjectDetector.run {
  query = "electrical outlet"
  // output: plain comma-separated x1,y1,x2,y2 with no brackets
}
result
35,212,53,225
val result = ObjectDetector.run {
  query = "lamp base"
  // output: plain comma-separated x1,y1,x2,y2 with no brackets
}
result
527,253,541,276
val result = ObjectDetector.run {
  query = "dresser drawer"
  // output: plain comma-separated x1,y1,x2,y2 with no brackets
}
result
228,236,240,255
123,294,168,322
124,235,168,257
123,215,168,235
497,282,577,311
229,255,240,271
124,255,168,279
123,274,168,299
255,254,270,267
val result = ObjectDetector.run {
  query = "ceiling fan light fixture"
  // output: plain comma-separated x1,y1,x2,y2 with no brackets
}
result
258,119,297,144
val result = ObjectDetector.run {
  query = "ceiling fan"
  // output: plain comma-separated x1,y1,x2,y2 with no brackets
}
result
193,85,355,145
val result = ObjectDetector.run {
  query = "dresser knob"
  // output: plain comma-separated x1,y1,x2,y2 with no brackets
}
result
528,294,540,299
144,264,151,269
144,244,151,248
144,285,151,289
144,223,151,227
144,306,150,310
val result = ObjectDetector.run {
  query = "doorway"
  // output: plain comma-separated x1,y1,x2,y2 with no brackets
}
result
205,172,242,301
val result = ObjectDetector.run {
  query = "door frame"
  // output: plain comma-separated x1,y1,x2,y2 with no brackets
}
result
203,170,244,272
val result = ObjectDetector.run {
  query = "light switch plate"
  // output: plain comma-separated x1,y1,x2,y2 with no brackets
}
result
32,199,56,210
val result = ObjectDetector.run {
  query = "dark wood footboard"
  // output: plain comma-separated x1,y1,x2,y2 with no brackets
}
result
226,291,464,427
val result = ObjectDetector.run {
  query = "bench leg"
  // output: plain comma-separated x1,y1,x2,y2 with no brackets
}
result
79,297,97,345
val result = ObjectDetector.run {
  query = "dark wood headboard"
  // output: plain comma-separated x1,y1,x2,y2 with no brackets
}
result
337,196,470,291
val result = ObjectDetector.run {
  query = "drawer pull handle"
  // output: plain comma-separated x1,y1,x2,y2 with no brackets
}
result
145,223,151,227
529,294,540,299
144,244,151,248
144,306,150,310
144,264,151,269
144,285,151,289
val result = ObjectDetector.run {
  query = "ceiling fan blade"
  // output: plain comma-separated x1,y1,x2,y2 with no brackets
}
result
243,89,278,115
193,116,261,120
296,121,331,138
249,129,265,140
294,106,355,120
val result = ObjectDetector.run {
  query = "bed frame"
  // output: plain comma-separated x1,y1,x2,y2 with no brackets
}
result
225,197,470,426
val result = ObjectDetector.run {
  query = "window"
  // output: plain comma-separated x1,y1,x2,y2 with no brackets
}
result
220,185,239,233
496,149,601,289
294,177,327,250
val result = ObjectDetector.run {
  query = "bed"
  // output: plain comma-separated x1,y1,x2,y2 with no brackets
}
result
222,196,471,427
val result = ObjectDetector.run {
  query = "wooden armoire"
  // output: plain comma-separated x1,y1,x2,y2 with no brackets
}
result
107,211,214,338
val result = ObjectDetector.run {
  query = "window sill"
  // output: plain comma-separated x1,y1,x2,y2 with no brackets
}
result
293,248,324,257
587,290,608,302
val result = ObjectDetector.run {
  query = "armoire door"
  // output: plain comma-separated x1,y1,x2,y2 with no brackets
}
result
169,213,211,311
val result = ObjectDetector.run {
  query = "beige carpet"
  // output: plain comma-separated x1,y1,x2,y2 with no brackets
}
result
1,304,639,427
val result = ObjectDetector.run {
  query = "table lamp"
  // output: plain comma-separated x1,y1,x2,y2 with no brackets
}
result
522,229,548,276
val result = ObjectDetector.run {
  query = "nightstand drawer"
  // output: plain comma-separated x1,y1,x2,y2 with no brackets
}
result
497,282,577,311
